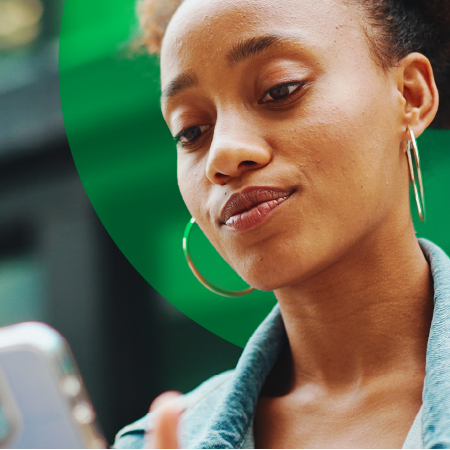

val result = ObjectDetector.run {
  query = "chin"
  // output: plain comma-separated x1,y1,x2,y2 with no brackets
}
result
236,246,331,292
240,265,302,292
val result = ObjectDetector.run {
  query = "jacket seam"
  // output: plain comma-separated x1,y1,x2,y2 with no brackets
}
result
234,416,254,449
184,372,233,411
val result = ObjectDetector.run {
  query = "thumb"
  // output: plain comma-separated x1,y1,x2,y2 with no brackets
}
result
145,391,184,449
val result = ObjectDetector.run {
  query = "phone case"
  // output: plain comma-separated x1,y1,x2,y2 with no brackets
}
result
0,322,106,449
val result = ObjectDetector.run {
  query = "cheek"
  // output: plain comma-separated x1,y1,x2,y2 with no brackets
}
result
177,153,219,239
276,78,399,228
308,72,395,172
177,153,204,215
177,153,239,268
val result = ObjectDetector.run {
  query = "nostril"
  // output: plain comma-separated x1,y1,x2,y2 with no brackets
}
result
211,160,260,183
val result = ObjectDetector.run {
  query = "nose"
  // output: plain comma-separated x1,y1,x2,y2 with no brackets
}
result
205,118,272,185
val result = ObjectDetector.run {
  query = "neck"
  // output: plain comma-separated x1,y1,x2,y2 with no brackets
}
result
273,221,433,391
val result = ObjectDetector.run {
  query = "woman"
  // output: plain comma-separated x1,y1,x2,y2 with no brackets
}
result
114,0,450,447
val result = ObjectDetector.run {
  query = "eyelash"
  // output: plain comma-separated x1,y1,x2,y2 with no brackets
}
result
259,81,306,105
174,125,211,148
174,81,306,148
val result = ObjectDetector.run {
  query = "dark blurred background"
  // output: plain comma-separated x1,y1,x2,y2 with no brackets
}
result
0,0,243,445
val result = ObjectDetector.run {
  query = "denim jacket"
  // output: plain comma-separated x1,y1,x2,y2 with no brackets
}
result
114,238,450,449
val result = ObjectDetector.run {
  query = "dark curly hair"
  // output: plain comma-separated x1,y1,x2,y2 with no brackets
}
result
137,0,450,128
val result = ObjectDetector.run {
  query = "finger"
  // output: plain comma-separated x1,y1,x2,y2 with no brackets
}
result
151,400,183,449
150,391,182,412
145,392,183,449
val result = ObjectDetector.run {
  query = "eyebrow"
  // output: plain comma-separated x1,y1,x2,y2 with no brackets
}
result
226,34,291,66
161,72,198,101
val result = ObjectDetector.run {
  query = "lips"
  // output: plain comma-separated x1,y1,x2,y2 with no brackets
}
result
220,187,293,232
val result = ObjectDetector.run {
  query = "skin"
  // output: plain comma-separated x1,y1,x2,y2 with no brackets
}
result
147,0,440,447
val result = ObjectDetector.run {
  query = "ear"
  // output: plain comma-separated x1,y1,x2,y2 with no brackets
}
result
397,52,439,138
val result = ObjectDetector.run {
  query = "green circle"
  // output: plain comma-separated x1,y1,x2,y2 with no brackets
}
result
59,0,450,347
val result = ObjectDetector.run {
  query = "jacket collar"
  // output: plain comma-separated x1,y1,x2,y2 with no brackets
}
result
187,304,286,448
419,238,450,448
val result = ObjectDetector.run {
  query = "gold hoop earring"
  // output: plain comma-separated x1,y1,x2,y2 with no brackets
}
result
182,217,254,297
406,126,425,222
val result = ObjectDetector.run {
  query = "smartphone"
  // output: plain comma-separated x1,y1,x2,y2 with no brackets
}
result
0,322,107,449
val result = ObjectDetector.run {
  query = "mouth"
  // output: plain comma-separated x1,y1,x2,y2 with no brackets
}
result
220,187,294,232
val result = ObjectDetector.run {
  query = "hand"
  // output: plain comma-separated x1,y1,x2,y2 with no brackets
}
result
145,391,184,449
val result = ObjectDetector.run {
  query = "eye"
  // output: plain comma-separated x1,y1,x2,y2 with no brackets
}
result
175,125,211,147
259,82,305,104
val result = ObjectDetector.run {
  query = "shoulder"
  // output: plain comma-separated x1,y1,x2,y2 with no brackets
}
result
113,370,234,449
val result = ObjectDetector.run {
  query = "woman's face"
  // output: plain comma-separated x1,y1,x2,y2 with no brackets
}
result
160,0,410,291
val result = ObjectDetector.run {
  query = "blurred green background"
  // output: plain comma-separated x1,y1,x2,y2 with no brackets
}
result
1,0,449,445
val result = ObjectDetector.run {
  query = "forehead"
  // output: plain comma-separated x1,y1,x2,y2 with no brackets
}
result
160,0,366,89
